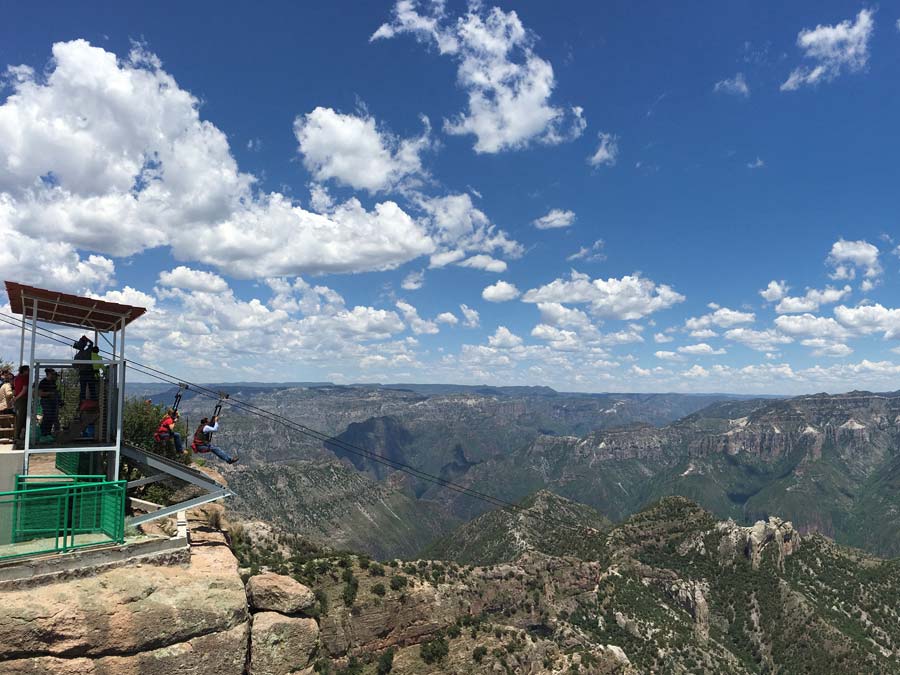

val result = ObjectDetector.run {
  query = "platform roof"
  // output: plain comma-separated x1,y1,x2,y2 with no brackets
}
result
5,281,147,332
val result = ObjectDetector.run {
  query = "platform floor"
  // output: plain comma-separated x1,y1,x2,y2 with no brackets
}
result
0,532,110,559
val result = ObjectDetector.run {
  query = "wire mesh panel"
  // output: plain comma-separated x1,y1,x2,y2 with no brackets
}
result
0,475,125,560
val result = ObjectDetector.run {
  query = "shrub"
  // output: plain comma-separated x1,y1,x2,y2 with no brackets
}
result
372,582,386,597
390,575,408,591
420,636,449,664
473,645,488,663
376,648,395,674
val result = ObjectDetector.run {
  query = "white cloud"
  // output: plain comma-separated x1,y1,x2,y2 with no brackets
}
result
482,280,520,302
834,303,900,339
293,107,432,193
724,327,793,352
458,254,507,273
396,300,439,334
533,208,575,230
92,286,156,310
0,40,437,282
685,307,755,330
827,238,881,280
683,365,709,378
537,303,595,332
747,157,765,169
678,343,726,356
714,73,750,97
654,350,684,362
800,338,852,357
158,266,228,294
781,9,875,91
488,326,523,348
588,132,619,167
401,269,425,290
689,328,718,339
566,240,605,263
459,303,480,328
419,193,522,268
653,332,673,343
372,2,584,153
523,271,685,320
530,324,581,351
760,280,789,302
775,285,851,314
435,311,458,325
774,313,850,342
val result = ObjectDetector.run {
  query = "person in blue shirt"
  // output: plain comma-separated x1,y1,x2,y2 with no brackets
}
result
190,415,237,464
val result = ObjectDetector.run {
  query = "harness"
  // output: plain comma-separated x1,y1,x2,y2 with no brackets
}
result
154,415,175,442
191,425,212,453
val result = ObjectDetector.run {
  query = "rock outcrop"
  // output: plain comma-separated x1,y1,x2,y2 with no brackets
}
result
717,516,801,570
246,572,316,615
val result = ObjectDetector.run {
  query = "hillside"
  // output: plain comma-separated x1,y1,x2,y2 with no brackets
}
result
424,490,610,564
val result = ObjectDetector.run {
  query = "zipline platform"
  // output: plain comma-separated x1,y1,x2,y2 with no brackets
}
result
121,444,232,526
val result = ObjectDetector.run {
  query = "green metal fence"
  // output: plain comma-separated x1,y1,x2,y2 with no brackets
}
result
0,475,126,561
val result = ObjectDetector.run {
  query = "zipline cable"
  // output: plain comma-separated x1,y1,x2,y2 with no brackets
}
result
0,312,604,536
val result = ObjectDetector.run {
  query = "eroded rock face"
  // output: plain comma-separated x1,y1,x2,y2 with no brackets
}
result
247,573,316,615
670,579,710,641
250,612,319,675
717,517,801,570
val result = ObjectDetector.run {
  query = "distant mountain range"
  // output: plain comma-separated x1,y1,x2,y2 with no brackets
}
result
156,384,900,560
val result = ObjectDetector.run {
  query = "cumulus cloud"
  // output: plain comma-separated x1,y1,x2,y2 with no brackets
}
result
401,269,425,290
678,343,726,356
800,338,852,358
435,311,458,325
588,132,618,167
653,332,674,343
834,303,900,339
827,238,881,280
724,327,793,352
0,40,438,283
759,280,789,302
781,9,875,91
714,72,750,97
523,271,684,320
747,157,765,169
372,1,584,153
533,208,575,230
482,280,520,302
459,303,480,328
685,307,755,331
396,300,439,334
566,240,605,264
418,192,522,269
654,350,684,362
775,285,851,314
775,313,851,340
293,106,432,193
158,266,228,294
488,325,523,348
458,254,507,273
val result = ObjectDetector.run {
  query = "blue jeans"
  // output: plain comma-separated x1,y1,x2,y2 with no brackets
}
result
196,444,234,462
157,431,183,453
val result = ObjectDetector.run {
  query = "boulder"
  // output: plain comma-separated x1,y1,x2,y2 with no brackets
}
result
246,573,316,615
1,621,249,675
250,612,319,675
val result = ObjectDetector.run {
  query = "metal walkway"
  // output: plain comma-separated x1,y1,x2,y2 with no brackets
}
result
121,444,232,526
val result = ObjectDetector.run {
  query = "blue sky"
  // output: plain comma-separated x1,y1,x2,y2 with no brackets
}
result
1,1,899,393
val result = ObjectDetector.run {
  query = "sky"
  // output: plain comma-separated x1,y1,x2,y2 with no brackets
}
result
1,1,899,394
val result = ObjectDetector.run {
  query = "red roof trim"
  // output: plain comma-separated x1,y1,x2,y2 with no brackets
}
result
4,281,147,332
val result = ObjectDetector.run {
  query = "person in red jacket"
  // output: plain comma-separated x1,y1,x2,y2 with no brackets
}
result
154,408,184,453
12,365,29,441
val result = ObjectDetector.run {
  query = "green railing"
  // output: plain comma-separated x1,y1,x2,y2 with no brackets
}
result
0,475,126,561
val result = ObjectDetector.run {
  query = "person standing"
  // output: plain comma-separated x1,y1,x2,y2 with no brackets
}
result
13,365,29,442
0,370,14,414
37,368,60,442
191,416,238,464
